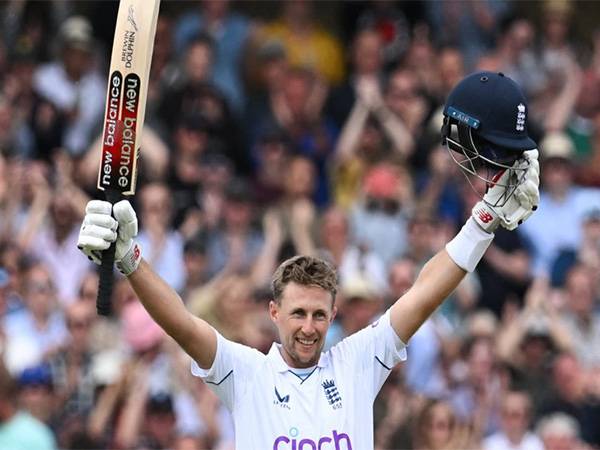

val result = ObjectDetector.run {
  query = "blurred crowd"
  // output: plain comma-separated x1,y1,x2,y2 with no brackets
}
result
1,0,600,449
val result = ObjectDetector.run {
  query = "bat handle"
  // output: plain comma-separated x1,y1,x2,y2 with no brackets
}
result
96,190,121,316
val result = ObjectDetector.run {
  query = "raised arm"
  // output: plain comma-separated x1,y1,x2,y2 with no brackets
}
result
391,249,467,342
391,150,540,342
77,200,217,369
128,260,217,368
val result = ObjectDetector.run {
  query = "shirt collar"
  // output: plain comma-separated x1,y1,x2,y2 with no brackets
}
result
267,342,330,372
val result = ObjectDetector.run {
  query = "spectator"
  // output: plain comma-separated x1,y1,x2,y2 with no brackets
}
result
353,1,411,69
496,278,571,410
384,67,429,139
264,155,319,259
325,276,384,349
173,0,253,113
412,398,478,450
188,273,256,344
24,182,90,306
535,412,584,450
325,27,387,128
350,163,414,265
244,40,288,145
0,361,56,450
520,132,600,276
159,35,247,173
32,16,104,156
317,206,387,292
559,263,600,369
249,125,291,207
538,352,600,446
17,363,56,426
48,301,97,419
181,233,210,301
483,390,544,450
205,178,263,277
331,58,416,207
426,0,510,69
137,182,186,292
257,66,336,206
3,262,67,375
257,0,345,85
389,255,448,398
475,16,541,102
450,336,503,436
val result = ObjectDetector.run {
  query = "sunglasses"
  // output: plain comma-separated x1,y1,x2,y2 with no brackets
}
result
365,197,400,215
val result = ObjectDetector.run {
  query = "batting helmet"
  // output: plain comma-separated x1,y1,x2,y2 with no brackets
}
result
441,71,537,206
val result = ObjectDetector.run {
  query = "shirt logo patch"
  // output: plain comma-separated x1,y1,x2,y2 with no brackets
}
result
274,387,291,409
322,379,342,410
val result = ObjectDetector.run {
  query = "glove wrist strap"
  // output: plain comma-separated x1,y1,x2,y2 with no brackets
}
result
472,201,500,233
116,242,142,276
446,218,494,272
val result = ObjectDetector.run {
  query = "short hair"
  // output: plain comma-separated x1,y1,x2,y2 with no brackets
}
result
271,255,338,304
536,412,580,440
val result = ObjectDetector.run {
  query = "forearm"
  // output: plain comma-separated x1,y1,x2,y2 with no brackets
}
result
251,237,282,288
544,68,581,132
128,260,216,368
373,105,415,158
114,380,148,449
391,249,466,342
391,219,494,342
496,317,526,362
87,383,122,439
334,101,369,164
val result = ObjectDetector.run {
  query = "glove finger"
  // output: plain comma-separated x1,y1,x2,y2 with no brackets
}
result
521,179,540,204
82,224,117,242
515,190,532,210
77,235,111,251
86,200,113,215
501,220,518,231
524,149,539,162
113,200,138,239
119,221,138,240
503,205,533,229
84,213,118,231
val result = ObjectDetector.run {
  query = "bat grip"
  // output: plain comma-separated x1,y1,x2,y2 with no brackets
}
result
96,190,121,316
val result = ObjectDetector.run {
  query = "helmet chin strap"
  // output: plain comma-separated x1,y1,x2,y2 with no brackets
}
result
443,120,529,208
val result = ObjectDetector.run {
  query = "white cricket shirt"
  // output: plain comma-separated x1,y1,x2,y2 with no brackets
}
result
191,310,407,449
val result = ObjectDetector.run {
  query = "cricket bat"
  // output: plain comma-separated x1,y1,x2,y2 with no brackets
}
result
96,0,160,316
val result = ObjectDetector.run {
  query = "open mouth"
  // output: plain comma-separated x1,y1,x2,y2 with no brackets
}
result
296,337,318,348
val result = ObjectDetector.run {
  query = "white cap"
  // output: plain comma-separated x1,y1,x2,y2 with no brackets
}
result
540,131,574,160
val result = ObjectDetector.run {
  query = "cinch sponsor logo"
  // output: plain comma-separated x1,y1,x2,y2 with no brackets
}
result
273,429,352,449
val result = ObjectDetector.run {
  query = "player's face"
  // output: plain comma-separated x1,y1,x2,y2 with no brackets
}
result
270,282,337,368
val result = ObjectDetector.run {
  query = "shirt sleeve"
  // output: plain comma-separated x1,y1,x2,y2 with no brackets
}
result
191,330,265,411
328,309,407,400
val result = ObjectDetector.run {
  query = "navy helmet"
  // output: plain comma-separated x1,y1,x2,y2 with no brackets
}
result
442,71,537,206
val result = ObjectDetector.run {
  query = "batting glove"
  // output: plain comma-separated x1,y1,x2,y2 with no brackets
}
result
77,200,142,276
472,150,540,233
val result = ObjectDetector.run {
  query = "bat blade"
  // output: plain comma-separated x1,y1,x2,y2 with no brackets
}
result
96,0,160,316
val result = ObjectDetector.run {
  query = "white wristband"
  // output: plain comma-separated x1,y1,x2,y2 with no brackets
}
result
445,218,494,272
